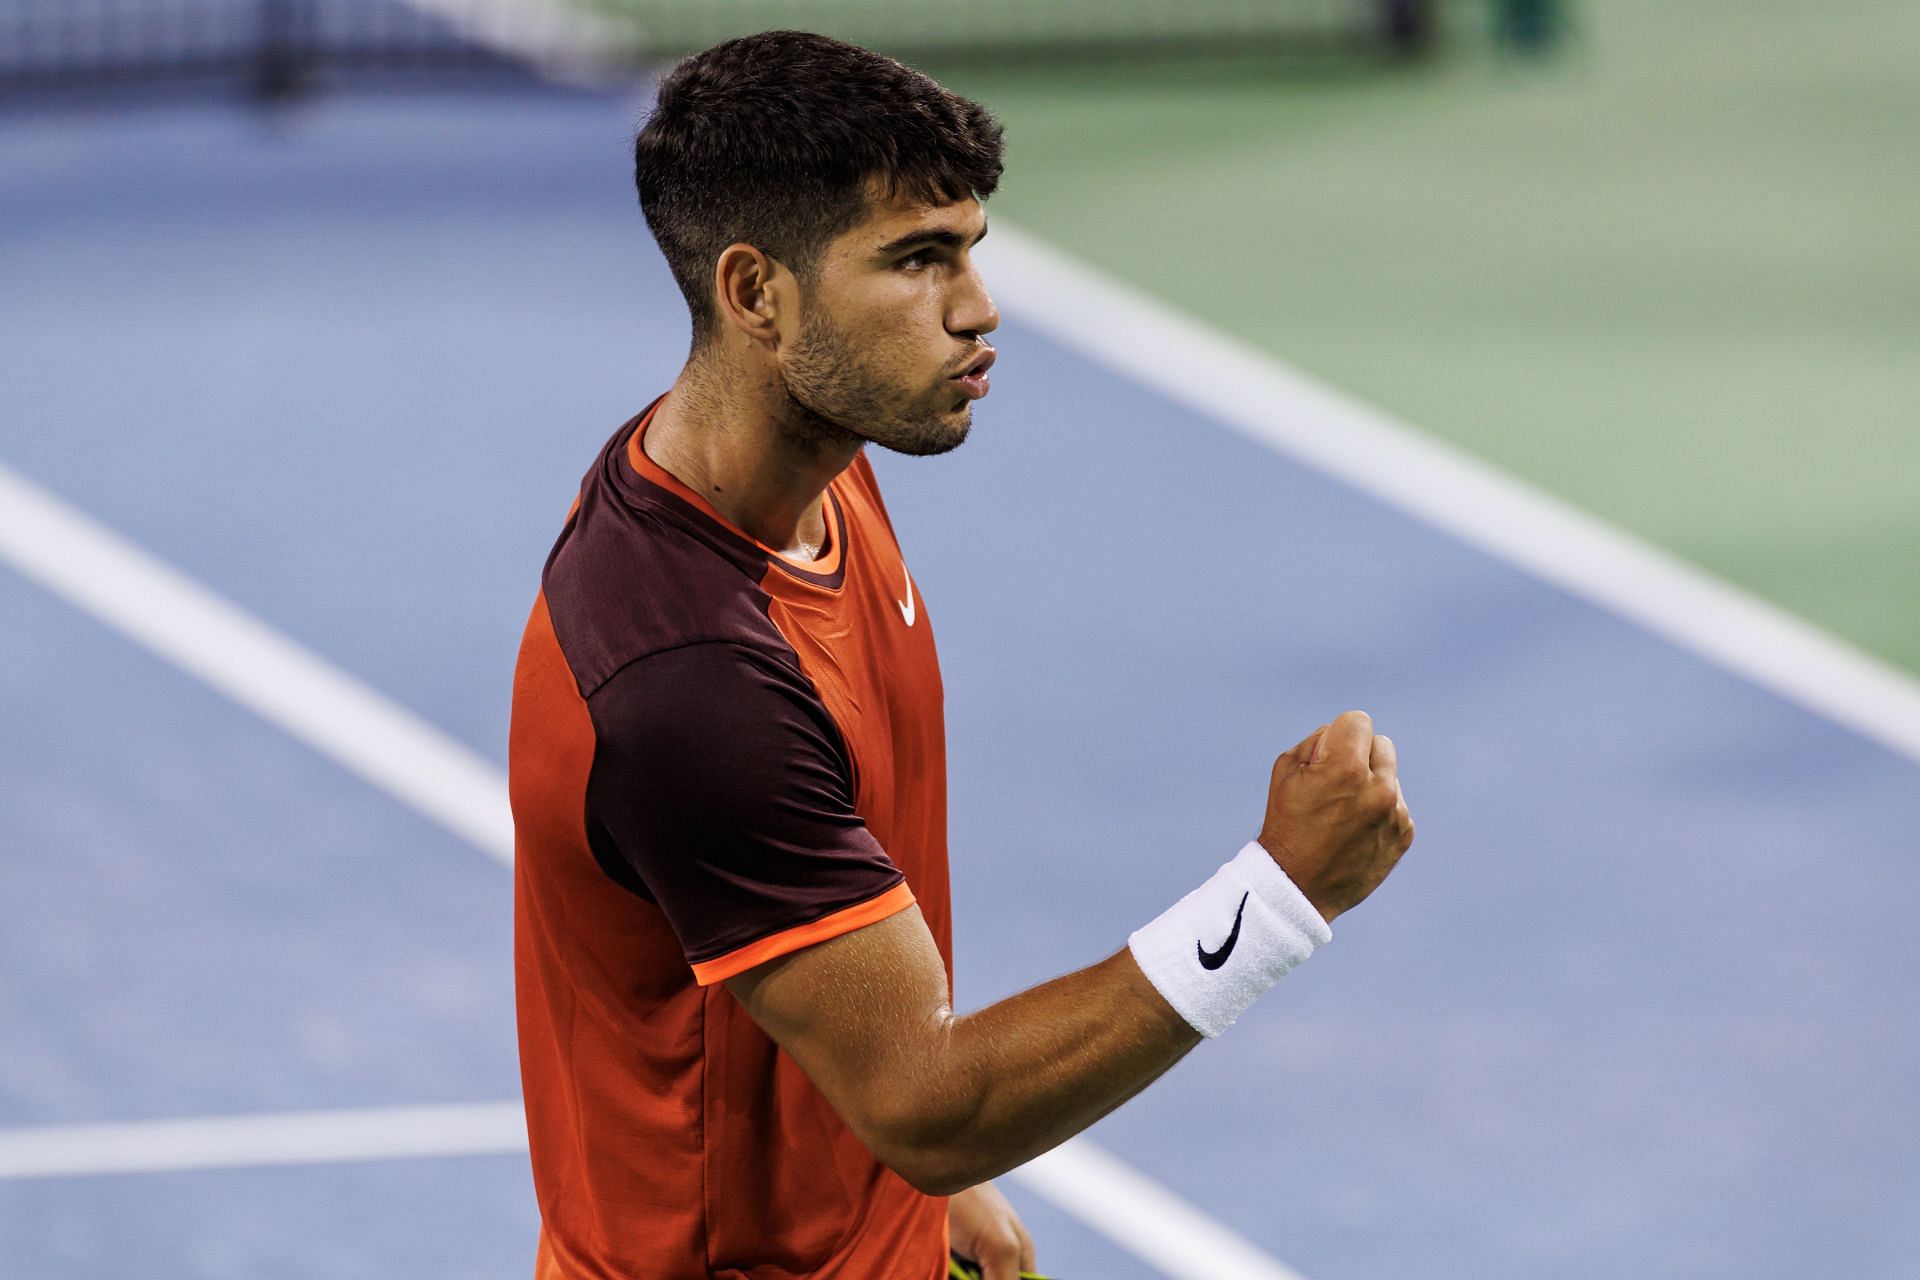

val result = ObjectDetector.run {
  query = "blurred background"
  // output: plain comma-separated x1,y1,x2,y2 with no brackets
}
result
3,3,1916,1278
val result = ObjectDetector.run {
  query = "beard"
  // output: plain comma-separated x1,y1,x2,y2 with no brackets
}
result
776,305,973,459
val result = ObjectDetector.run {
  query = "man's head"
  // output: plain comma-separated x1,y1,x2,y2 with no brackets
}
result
634,31,1005,455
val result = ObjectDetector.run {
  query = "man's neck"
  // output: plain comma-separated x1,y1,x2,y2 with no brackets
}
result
644,351,861,562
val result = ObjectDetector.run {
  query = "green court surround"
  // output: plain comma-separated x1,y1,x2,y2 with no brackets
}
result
935,0,1920,674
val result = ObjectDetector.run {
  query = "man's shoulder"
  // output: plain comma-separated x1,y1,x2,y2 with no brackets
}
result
540,427,783,700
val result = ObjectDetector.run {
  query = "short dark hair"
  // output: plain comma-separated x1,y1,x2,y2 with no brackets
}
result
634,31,1005,342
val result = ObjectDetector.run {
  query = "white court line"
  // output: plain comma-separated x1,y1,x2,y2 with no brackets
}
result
1021,1141,1310,1280
397,0,634,85
982,225,1920,766
0,462,1302,1277
0,1103,526,1181
0,466,513,864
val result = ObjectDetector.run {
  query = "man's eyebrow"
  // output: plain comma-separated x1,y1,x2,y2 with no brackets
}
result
874,219,989,257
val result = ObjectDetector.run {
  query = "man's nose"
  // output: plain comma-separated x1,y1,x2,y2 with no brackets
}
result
949,261,1000,338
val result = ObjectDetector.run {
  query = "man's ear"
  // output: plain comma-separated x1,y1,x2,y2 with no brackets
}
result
711,243,792,349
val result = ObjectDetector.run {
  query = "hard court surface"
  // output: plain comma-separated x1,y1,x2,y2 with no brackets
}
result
2,86,1916,1280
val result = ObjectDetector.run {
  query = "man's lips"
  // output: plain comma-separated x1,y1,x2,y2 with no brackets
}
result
948,348,995,401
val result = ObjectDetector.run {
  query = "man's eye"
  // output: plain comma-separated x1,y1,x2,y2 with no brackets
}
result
898,252,929,270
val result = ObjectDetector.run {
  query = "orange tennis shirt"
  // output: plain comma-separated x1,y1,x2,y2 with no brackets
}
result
510,399,952,1279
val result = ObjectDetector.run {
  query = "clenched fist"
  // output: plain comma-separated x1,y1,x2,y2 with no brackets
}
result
1258,710,1415,923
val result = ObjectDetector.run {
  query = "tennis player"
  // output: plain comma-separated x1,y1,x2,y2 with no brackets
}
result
509,30,1415,1280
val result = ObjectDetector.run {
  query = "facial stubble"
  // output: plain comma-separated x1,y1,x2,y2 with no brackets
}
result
777,304,972,459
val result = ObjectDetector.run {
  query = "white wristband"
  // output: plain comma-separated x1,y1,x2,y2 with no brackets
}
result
1127,841,1333,1039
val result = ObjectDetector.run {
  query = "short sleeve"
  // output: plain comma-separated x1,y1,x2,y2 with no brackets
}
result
584,641,912,984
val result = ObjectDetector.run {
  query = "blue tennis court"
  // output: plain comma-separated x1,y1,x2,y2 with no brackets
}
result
3,83,1917,1280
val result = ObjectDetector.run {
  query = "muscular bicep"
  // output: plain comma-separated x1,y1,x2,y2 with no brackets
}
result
725,905,956,1160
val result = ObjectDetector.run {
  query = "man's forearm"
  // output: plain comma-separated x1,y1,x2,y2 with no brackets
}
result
876,949,1200,1195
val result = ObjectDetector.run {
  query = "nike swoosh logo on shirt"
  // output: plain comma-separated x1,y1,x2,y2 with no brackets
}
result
1196,892,1250,971
897,564,915,627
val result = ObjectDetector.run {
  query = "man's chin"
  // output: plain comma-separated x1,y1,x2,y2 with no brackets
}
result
866,406,971,458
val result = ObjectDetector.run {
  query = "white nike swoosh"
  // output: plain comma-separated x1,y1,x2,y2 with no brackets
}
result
897,564,915,627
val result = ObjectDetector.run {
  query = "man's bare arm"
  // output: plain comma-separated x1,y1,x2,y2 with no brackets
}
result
726,710,1414,1195
729,904,1197,1195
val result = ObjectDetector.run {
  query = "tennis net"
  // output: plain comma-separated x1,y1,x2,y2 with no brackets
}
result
583,0,1442,61
0,0,1451,98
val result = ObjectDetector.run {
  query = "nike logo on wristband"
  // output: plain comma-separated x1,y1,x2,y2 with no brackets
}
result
1196,891,1250,970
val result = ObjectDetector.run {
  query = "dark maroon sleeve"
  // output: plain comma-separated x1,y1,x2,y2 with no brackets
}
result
583,641,905,969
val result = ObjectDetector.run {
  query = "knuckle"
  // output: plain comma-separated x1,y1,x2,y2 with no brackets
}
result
984,1232,1021,1261
1327,758,1368,786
